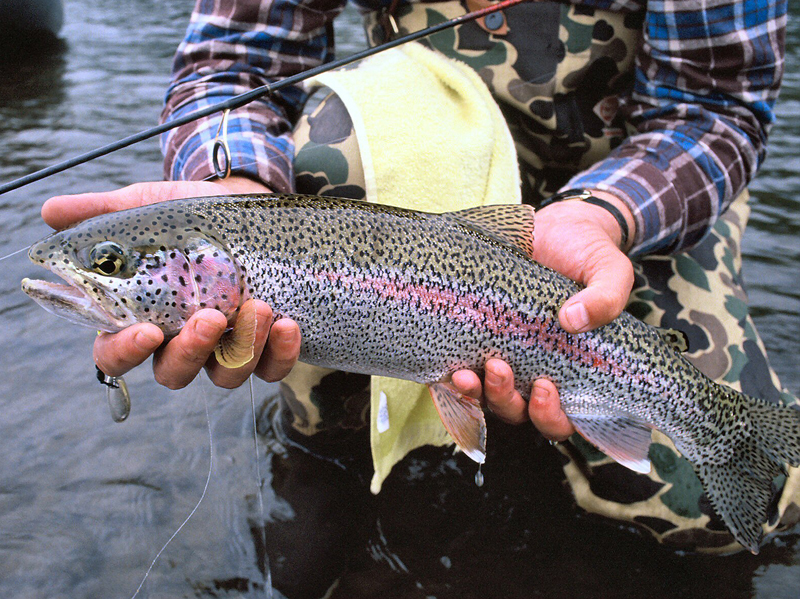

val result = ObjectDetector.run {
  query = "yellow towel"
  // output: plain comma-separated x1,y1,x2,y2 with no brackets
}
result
311,42,521,493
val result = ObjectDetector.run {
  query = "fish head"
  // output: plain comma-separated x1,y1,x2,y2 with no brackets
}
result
21,202,244,335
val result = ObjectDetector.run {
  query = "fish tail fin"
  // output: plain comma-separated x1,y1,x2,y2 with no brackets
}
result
696,387,800,554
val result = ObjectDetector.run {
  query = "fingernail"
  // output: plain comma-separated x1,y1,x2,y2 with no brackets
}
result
564,301,590,332
134,329,161,351
485,370,501,387
194,318,220,343
531,382,552,406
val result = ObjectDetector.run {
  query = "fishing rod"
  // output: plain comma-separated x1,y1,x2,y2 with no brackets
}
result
0,0,528,196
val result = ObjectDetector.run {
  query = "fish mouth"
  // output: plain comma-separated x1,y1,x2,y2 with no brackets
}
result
21,271,132,333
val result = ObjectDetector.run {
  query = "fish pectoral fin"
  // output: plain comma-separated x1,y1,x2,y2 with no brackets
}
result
569,414,653,474
428,382,486,464
214,301,258,369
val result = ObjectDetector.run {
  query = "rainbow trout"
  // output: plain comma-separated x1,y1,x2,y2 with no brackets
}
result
21,193,800,553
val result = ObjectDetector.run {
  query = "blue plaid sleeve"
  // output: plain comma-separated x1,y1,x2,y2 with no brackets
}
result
567,0,787,255
160,0,346,191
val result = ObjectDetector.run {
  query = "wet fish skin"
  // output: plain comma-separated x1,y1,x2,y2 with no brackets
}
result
21,193,800,553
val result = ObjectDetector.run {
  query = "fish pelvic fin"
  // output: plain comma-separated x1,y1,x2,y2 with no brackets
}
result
695,388,800,554
214,300,257,369
428,382,486,464
569,414,653,474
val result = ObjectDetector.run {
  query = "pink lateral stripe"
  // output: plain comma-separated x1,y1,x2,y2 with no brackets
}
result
311,267,625,376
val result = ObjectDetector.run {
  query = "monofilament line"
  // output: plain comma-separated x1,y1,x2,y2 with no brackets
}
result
129,379,214,599
0,245,31,262
249,375,272,598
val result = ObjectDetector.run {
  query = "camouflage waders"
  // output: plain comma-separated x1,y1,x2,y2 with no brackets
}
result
280,0,799,553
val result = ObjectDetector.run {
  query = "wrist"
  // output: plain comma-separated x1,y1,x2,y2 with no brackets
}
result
544,188,636,253
584,190,636,253
213,175,272,195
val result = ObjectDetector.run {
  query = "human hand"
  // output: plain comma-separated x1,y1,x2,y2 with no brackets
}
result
42,176,302,389
452,191,636,441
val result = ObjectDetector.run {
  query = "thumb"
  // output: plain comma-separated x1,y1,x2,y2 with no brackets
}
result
559,242,634,334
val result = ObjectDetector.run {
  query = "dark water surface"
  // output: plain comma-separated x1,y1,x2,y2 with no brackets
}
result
0,1,798,598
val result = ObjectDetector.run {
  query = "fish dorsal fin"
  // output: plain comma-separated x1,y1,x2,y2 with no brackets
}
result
655,327,690,352
428,382,486,464
442,204,535,259
214,300,257,369
569,413,653,474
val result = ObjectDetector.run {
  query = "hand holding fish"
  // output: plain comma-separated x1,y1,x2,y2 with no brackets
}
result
451,191,636,443
41,177,302,389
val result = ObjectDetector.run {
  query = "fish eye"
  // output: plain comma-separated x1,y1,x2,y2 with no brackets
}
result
89,241,126,276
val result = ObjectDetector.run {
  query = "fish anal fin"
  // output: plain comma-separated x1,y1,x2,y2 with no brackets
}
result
570,414,653,474
428,382,486,464
655,327,690,352
214,301,258,369
443,204,535,259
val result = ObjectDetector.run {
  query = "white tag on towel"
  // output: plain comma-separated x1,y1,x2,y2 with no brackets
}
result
377,391,390,433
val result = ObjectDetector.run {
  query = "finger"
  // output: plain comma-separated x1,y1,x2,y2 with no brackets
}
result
93,324,163,377
42,178,272,230
559,245,634,333
528,378,574,441
43,184,159,230
483,359,528,424
152,309,228,389
451,369,483,401
42,181,217,230
254,318,301,382
205,300,273,388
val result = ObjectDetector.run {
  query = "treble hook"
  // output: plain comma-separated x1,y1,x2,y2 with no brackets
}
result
212,109,232,180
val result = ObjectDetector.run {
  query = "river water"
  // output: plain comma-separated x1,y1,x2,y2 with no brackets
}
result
0,1,797,598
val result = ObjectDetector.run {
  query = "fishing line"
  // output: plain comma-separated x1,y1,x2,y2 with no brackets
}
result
0,0,529,196
128,378,215,599
249,375,272,598
0,245,31,262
